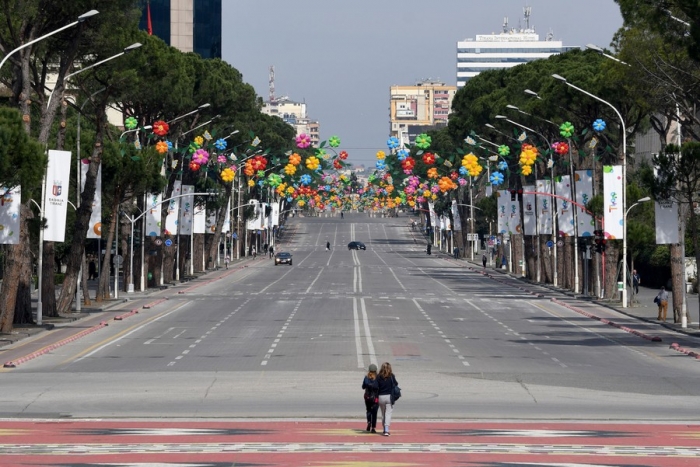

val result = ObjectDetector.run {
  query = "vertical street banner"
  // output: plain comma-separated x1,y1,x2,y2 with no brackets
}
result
522,185,536,236
271,201,280,227
497,190,508,234
145,192,162,237
205,208,217,234
451,200,462,231
555,175,575,237
193,205,206,234
247,199,262,230
574,170,594,237
223,199,231,233
44,149,72,242
603,165,624,239
428,202,437,229
164,181,181,235
0,185,21,244
506,196,521,235
536,179,552,235
81,161,102,239
655,199,679,244
179,185,195,235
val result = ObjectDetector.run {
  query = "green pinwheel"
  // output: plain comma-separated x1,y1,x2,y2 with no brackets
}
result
328,135,341,148
559,121,575,138
267,173,282,187
415,133,432,149
124,116,138,130
498,145,510,157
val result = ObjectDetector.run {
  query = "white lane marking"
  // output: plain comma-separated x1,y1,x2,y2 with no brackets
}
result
357,264,363,293
373,249,389,266
258,254,310,293
419,267,455,294
413,298,469,367
360,298,377,365
353,297,364,368
77,302,192,361
315,221,324,247
261,299,302,366
305,267,325,294
144,327,176,345
366,223,372,246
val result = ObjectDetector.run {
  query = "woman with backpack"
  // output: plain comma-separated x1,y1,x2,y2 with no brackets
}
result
376,362,399,436
361,364,379,433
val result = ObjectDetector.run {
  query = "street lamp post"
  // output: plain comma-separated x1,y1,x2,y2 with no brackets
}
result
623,197,651,306
552,73,628,305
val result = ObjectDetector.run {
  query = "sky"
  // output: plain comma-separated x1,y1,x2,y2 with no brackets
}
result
222,0,624,167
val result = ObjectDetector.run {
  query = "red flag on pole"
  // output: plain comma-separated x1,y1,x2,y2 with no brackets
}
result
147,1,153,35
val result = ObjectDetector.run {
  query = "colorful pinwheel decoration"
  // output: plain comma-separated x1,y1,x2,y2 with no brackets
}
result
593,119,606,132
339,150,349,160
215,138,227,150
397,149,409,161
328,135,341,148
427,167,438,179
152,120,169,137
124,116,138,130
461,153,483,177
296,133,311,149
289,153,302,166
415,134,432,149
422,152,436,165
376,160,387,170
387,136,400,149
155,141,169,154
376,150,386,160
490,172,505,185
559,121,575,138
552,141,569,155
220,168,235,183
306,156,320,170
284,164,297,176
194,136,204,147
192,149,209,165
300,174,312,185
498,145,510,157
497,161,508,171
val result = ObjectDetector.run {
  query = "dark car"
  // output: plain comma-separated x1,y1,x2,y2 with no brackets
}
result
347,241,366,250
274,252,293,266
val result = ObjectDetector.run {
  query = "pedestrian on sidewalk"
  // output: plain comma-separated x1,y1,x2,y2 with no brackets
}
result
482,253,487,268
362,363,379,433
632,270,640,294
655,286,669,321
224,255,230,269
269,246,274,258
377,362,399,436
252,246,257,259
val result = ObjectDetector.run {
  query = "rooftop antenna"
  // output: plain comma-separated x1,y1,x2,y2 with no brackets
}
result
269,65,275,104
524,6,531,30
502,16,508,33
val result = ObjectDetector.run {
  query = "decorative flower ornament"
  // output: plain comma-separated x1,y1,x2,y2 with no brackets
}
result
166,140,173,150
547,159,554,169
519,143,538,167
461,153,483,177
124,116,138,130
401,156,416,171
559,121,575,138
376,150,386,160
422,152,436,165
415,133,432,149
490,172,504,185
284,164,297,176
217,155,227,163
498,145,510,157
189,161,201,172
267,173,282,187
194,136,204,147
289,153,302,166
427,167,438,179
296,133,311,149
215,138,227,151
300,174,312,185
333,160,342,169
247,179,255,187
376,160,387,170
250,155,267,171
306,156,320,170
438,176,456,193
397,149,409,161
220,167,235,183
498,161,508,171
387,136,400,149
152,120,169,136
192,149,209,165
593,119,607,132
552,141,569,155
465,135,477,146
339,150,349,160
522,165,533,176
328,136,341,147
155,141,169,154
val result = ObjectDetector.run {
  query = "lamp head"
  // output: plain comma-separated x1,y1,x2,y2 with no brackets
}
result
552,74,567,82
143,125,153,130
524,89,540,98
638,196,651,203
78,10,99,21
198,103,211,109
495,115,507,120
506,104,519,110
485,123,496,129
124,42,142,53
585,43,604,53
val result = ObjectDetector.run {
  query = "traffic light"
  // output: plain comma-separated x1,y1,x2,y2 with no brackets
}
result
510,189,516,201
517,188,523,200
600,239,606,253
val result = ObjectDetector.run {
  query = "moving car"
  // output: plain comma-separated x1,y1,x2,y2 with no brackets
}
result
274,252,293,266
347,241,366,250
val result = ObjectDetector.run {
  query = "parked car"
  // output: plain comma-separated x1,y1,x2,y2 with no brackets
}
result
274,252,293,266
347,241,366,250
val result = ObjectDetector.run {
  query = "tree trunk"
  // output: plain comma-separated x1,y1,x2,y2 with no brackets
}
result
41,241,57,317
670,243,684,323
604,243,620,300
0,205,31,332
13,233,34,325
96,201,119,301
206,184,232,269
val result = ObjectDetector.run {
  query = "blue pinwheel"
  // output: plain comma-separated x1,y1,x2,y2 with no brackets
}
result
490,171,505,185
397,149,409,161
300,174,312,185
287,197,293,202
459,166,468,175
387,136,400,149
497,161,508,171
166,140,173,150
376,160,387,170
593,119,606,132
214,138,227,151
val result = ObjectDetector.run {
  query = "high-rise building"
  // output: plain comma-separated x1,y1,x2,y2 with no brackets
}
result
389,80,457,146
262,98,321,148
139,0,221,59
456,9,569,87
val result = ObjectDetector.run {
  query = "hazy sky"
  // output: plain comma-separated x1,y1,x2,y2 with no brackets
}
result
223,1,624,166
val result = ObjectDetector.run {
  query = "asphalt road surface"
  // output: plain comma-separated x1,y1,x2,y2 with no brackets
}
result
1,213,699,466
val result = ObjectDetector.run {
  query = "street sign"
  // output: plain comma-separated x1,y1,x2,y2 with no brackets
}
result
557,240,564,247
164,239,173,247
154,239,163,246
114,255,123,266
546,240,554,248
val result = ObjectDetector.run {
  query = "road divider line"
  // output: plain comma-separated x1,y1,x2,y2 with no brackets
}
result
360,298,377,366
353,297,364,368
414,298,470,367
305,267,325,294
261,298,302,366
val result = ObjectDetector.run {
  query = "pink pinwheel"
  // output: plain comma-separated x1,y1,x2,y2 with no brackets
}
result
296,133,311,149
192,149,209,165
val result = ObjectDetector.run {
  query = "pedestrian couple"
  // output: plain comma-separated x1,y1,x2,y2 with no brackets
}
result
362,362,399,436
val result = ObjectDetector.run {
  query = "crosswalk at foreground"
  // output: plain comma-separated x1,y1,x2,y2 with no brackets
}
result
0,419,699,466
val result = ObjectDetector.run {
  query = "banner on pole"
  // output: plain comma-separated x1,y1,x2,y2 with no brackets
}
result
574,170,594,237
146,193,162,236
536,180,552,235
451,200,462,231
603,165,624,239
193,205,206,234
522,185,536,236
44,149,72,242
179,185,194,235
247,199,263,230
555,175,574,237
271,202,280,227
164,181,181,235
506,196,521,235
497,190,508,234
0,185,21,244
81,161,102,239
655,199,679,244
206,209,217,234
428,202,437,228
223,199,231,233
